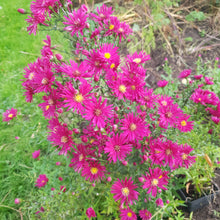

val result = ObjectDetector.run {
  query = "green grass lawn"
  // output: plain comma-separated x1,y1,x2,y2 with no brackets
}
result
0,1,67,218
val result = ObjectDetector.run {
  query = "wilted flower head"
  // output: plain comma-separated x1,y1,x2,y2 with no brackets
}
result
156,198,164,207
32,150,40,159
86,207,96,220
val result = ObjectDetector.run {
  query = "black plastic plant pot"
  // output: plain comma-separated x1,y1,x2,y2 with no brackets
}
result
177,183,220,213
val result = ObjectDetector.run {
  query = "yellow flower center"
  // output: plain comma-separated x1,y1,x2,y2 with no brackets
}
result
181,120,187,126
182,153,188,160
42,180,45,183
109,24,114,30
119,85,126,93
166,149,171,155
165,111,172,118
75,94,84,103
161,101,167,106
28,72,35,80
133,58,141,64
79,154,84,161
118,27,124,33
41,78,48,85
90,139,95,144
121,187,130,196
94,109,102,116
130,123,137,131
48,99,54,105
104,52,111,59
95,61,100,67
110,63,115,69
90,167,98,175
152,178,158,186
8,114,13,118
127,212,132,217
159,175,163,179
131,85,136,90
73,70,81,76
198,98,201,101
145,212,149,216
46,105,50,110
61,136,68,143
114,145,120,151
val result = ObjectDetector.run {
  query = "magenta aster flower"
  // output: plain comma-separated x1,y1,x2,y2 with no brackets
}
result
83,96,113,128
47,123,74,153
61,81,93,114
26,14,49,35
142,167,169,197
211,116,220,124
81,161,106,182
58,60,92,82
63,6,89,37
104,133,132,163
176,114,194,132
206,102,220,117
85,49,106,76
109,77,128,101
190,88,219,106
120,208,137,220
38,89,62,119
139,209,152,220
157,80,168,87
177,144,196,168
205,77,214,85
29,57,55,94
194,74,203,80
125,78,145,102
111,177,139,205
126,51,151,66
178,69,192,78
90,4,114,24
139,88,158,108
30,0,59,15
98,43,119,64
150,139,180,169
121,113,150,142
71,144,95,172
156,198,164,207
2,108,17,122
116,21,133,42
158,102,183,129
86,207,96,220
35,174,49,188
104,16,120,36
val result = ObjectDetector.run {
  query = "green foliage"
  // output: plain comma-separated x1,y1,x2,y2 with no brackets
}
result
185,11,207,22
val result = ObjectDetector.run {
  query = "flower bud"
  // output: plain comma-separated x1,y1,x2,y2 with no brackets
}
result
107,177,112,182
138,177,145,183
122,160,128,166
17,8,26,14
81,136,88,143
55,54,63,61
14,198,20,204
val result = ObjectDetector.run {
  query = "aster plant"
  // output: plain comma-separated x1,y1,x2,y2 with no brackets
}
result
18,1,220,219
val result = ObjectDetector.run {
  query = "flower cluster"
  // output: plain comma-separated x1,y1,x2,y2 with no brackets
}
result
21,3,198,219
